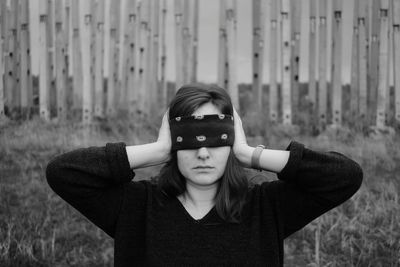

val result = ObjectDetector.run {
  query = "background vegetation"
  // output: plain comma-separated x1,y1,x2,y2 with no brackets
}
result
1,85,400,267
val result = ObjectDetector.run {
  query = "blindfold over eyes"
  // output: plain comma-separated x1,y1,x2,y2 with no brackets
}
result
169,114,235,151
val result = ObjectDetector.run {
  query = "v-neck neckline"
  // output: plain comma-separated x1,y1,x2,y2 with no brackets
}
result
174,196,216,223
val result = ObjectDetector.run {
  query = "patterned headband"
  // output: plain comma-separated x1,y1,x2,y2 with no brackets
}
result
169,114,235,151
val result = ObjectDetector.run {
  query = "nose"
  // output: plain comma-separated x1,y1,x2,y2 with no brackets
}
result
197,147,210,159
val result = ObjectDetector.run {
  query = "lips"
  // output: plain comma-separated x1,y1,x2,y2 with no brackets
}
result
193,166,214,169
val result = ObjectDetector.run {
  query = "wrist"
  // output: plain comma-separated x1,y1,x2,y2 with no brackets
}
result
155,141,171,163
251,145,265,171
126,142,171,169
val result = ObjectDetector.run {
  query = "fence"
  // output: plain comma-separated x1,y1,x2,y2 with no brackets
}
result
0,0,400,130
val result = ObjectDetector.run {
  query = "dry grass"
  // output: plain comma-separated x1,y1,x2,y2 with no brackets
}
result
1,108,399,266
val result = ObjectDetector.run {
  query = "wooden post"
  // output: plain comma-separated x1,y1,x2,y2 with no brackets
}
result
281,0,291,125
149,0,160,115
183,0,196,84
0,0,4,119
71,0,82,112
350,0,359,123
226,0,239,110
393,0,400,123
252,0,264,111
54,0,67,121
80,0,93,124
0,0,4,41
28,0,40,79
192,0,199,83
308,0,317,108
218,0,228,89
65,0,72,79
146,0,155,114
94,0,105,118
103,0,109,83
48,0,55,81
126,0,137,116
118,0,128,109
358,0,368,121
376,0,390,129
106,0,118,116
137,0,150,113
89,0,95,117
160,0,167,109
369,0,380,125
269,0,278,122
182,0,190,84
318,0,328,129
57,3,67,119
145,0,153,116
4,0,18,114
388,0,393,125
15,0,21,115
38,0,50,120
331,0,343,126
114,0,121,106
290,0,301,123
174,0,183,89
20,0,31,118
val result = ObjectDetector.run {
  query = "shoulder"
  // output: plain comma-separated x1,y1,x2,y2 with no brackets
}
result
124,179,159,195
241,180,285,222
247,173,280,194
124,179,170,204
117,179,163,218
247,177,288,204
121,179,152,205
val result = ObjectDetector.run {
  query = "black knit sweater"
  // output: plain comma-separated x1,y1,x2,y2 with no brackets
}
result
45,141,363,266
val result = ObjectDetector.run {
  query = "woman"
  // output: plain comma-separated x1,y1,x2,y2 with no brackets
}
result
46,83,363,266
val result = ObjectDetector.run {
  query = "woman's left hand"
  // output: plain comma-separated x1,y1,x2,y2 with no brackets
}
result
232,107,252,168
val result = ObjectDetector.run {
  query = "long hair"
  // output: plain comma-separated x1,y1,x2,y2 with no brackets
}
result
157,83,248,223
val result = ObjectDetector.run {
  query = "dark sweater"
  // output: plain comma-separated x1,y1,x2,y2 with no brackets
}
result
45,141,363,266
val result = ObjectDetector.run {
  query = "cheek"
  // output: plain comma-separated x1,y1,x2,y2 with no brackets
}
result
177,152,191,172
216,150,231,169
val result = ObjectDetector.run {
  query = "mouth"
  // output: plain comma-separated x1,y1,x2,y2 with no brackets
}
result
193,166,214,169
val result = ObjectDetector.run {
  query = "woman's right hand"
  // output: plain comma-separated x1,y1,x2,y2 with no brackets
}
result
232,107,253,168
156,109,172,162
126,110,172,169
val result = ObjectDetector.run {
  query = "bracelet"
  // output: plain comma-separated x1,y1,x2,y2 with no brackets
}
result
251,145,265,171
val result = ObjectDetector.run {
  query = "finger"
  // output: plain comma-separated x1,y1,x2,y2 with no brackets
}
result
163,108,169,120
232,106,238,117
162,109,170,126
232,106,238,120
165,108,170,120
233,108,242,126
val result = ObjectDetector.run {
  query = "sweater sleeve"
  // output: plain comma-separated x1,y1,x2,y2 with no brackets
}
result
261,141,363,238
45,142,146,238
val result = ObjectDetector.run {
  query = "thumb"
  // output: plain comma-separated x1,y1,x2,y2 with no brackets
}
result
233,107,247,145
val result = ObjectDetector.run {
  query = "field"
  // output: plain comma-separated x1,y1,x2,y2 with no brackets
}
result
1,85,400,266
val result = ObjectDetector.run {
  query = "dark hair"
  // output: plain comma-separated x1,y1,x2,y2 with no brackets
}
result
157,83,248,223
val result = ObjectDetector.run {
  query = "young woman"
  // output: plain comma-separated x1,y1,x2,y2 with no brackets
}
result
46,83,363,266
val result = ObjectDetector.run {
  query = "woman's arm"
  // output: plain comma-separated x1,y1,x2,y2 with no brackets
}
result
261,141,363,238
127,109,172,169
233,145,290,172
47,142,169,238
126,141,170,169
46,111,171,237
231,107,290,172
232,108,363,238
46,142,145,238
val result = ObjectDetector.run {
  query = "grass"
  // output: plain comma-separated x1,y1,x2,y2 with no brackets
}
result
1,98,400,266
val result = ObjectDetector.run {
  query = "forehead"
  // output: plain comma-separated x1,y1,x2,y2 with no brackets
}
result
192,102,222,116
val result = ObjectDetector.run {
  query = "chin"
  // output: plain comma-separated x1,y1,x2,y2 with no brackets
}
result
189,175,221,186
